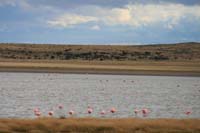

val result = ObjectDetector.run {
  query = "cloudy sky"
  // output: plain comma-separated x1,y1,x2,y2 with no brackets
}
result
0,0,200,44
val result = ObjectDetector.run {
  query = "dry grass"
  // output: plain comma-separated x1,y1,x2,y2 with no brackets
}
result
0,118,199,133
0,60,200,76
0,42,200,61
0,43,200,76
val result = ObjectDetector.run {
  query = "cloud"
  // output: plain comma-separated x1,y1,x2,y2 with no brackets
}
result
2,0,199,9
47,3,200,28
47,13,98,28
0,0,16,6
91,25,100,30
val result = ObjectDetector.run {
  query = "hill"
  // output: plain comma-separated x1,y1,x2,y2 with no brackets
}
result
0,42,200,76
0,42,200,61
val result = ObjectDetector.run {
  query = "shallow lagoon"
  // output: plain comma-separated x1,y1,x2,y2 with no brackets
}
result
0,72,199,118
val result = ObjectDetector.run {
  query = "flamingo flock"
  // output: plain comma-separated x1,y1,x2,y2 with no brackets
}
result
33,105,192,118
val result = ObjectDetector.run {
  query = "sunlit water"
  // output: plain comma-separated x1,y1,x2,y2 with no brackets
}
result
0,72,199,118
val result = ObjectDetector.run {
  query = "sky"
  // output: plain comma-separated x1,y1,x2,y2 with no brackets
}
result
0,0,200,45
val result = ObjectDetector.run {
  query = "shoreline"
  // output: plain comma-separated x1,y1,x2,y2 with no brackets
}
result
0,67,200,77
0,60,200,76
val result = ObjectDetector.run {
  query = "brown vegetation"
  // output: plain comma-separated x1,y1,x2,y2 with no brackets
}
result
0,42,200,61
0,42,200,76
0,118,199,133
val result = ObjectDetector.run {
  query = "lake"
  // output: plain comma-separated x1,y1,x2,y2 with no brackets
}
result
0,72,199,118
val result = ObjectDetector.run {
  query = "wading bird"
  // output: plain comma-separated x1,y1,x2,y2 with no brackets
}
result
48,111,54,116
185,110,192,116
142,108,149,117
87,107,93,114
58,104,63,109
34,108,41,117
100,110,106,115
69,110,75,116
110,107,116,113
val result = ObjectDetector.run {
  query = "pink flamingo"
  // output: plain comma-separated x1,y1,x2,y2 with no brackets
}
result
34,108,41,117
35,111,41,117
58,104,63,109
87,107,93,114
48,111,54,116
69,110,75,116
185,110,192,116
142,108,149,117
100,110,106,115
34,110,41,117
110,107,116,113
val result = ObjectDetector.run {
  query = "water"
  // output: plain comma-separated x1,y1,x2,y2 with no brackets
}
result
0,72,199,118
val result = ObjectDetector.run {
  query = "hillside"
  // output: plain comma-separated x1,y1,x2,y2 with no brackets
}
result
0,42,200,61
0,42,200,76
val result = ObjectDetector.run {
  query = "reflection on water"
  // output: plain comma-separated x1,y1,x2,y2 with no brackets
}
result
0,72,199,118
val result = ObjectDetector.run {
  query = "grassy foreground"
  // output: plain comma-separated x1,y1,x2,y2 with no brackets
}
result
0,118,199,133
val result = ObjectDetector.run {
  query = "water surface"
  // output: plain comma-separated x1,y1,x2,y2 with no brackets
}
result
0,72,199,118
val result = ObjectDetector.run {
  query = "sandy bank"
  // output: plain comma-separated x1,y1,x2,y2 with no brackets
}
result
0,60,200,76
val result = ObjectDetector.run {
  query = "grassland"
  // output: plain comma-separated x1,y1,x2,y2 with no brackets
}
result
0,42,200,76
0,118,199,133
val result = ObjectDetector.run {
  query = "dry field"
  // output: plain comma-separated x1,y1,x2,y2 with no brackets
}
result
0,118,199,133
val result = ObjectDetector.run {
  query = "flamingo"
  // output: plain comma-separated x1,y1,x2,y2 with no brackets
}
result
185,111,192,116
100,110,106,115
35,111,41,117
58,104,63,109
48,111,54,116
142,108,149,117
69,110,75,116
87,108,93,114
34,108,41,117
110,107,116,113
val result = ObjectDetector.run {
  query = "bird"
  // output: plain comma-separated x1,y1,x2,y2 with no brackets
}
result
48,111,54,116
69,110,75,115
142,108,149,117
87,108,93,114
58,104,63,109
110,107,116,113
185,111,192,115
100,110,106,115
34,111,41,117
